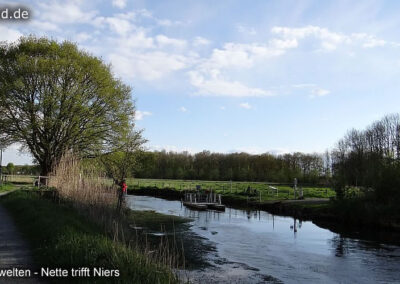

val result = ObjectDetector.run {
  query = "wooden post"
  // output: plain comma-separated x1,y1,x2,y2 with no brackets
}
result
259,191,261,202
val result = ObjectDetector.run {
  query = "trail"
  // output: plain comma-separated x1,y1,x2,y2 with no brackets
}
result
0,191,43,283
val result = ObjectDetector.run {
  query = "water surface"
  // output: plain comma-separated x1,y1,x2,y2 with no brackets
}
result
127,195,400,283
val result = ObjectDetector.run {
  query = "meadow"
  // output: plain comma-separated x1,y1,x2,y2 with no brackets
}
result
1,174,335,201
127,178,335,201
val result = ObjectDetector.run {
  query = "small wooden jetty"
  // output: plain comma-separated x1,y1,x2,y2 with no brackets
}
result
183,191,226,211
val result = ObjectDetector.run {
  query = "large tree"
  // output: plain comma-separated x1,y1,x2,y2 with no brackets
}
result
0,37,136,175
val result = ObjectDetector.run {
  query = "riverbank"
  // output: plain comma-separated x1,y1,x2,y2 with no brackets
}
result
128,186,400,237
0,182,15,193
0,190,182,283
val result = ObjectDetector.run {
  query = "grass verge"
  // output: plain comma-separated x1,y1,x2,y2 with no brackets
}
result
0,182,15,192
0,190,179,284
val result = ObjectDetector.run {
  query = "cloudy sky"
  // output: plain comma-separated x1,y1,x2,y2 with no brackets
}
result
1,0,400,164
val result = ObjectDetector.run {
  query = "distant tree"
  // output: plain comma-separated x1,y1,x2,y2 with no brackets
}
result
6,163,14,175
332,113,400,201
0,37,135,175
100,129,146,182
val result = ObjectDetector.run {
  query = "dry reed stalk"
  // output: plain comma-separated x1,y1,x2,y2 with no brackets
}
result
49,152,185,273
49,152,119,229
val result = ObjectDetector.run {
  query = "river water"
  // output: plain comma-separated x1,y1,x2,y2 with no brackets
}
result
126,195,400,284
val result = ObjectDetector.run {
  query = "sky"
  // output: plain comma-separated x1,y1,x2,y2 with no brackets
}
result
1,0,400,165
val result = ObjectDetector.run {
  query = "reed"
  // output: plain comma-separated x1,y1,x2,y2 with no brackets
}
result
49,152,185,276
49,152,119,229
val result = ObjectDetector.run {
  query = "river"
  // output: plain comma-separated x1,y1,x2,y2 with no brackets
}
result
126,195,400,284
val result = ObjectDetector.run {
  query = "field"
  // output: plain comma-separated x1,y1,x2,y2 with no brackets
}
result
2,175,335,201
127,178,335,201
1,175,36,184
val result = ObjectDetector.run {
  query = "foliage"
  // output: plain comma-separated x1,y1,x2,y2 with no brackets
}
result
332,113,400,201
0,182,15,192
0,36,136,175
6,162,14,175
99,129,146,182
0,164,41,175
134,150,330,184
0,191,178,283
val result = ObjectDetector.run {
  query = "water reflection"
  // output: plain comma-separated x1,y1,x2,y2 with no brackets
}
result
127,195,400,284
331,236,349,257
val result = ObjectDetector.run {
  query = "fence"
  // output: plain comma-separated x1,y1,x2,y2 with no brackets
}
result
129,178,335,199
1,174,50,187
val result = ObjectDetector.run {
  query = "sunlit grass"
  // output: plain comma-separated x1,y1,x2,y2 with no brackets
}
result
127,178,335,201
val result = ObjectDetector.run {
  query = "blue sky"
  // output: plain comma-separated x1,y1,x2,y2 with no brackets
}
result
1,0,400,164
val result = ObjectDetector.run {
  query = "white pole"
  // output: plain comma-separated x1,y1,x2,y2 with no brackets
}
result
0,148,2,186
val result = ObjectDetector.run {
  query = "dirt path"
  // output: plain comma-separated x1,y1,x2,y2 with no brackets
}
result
0,191,43,283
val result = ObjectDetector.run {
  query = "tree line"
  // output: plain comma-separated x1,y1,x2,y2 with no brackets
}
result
331,113,400,201
0,163,40,175
134,150,331,185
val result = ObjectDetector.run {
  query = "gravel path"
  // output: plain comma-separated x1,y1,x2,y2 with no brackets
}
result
0,191,43,283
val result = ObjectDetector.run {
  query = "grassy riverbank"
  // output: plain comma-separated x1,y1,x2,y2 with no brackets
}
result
127,178,335,201
0,182,15,192
0,190,181,283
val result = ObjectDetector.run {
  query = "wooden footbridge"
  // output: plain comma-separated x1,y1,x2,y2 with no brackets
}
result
183,191,226,211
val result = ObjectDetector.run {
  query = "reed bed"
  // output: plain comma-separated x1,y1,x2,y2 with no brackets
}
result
49,153,119,228
48,153,185,280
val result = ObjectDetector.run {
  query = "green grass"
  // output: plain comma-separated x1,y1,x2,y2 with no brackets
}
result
127,209,190,232
0,182,15,192
0,191,179,284
127,178,335,201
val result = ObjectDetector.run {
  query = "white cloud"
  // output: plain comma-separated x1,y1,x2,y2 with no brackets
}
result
186,38,298,96
116,30,155,49
103,16,133,35
293,83,330,98
38,1,97,24
293,83,316,88
237,24,257,35
239,102,252,109
220,106,226,110
202,41,295,70
156,35,187,49
136,110,152,120
353,33,386,48
74,32,92,42
189,71,272,97
110,51,188,80
0,26,22,42
193,36,211,47
310,88,330,98
30,20,60,32
179,106,188,112
272,26,349,51
112,0,127,9
271,25,394,51
157,19,184,27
